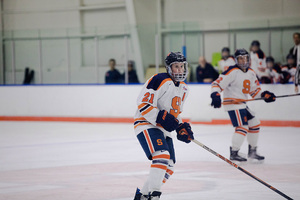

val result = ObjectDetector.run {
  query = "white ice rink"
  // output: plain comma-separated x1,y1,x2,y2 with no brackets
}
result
0,121,299,200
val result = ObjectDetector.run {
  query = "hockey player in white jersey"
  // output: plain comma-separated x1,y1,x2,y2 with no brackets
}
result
218,47,236,72
250,40,268,81
210,48,276,162
133,52,194,200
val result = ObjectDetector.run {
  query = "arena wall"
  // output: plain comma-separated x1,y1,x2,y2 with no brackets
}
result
0,84,299,126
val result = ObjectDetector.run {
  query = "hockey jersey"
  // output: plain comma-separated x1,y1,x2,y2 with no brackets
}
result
211,65,262,111
282,64,297,83
134,73,189,137
295,65,300,86
218,56,236,72
250,50,267,79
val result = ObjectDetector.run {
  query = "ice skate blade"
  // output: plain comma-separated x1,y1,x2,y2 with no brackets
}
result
229,159,247,166
248,158,265,164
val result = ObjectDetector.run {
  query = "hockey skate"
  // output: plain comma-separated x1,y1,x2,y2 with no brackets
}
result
230,147,247,162
248,145,265,161
134,188,147,200
133,188,161,200
148,191,161,200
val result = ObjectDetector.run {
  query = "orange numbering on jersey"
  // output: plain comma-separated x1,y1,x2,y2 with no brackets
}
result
215,77,223,84
142,92,154,104
242,79,251,94
255,80,260,86
157,139,163,146
170,96,181,118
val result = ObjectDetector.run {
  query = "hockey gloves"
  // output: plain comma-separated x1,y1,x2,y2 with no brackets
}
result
261,91,276,103
211,92,222,108
156,110,179,132
176,122,194,143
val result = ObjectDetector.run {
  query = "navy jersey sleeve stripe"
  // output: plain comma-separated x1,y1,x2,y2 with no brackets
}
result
139,104,150,113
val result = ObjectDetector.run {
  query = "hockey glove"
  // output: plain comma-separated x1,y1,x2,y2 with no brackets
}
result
261,91,276,103
156,110,179,132
176,122,194,143
211,92,222,108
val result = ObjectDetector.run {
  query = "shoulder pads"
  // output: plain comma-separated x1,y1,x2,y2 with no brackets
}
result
146,73,171,91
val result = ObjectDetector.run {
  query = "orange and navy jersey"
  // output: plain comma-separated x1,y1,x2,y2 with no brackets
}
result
134,73,189,137
211,65,262,111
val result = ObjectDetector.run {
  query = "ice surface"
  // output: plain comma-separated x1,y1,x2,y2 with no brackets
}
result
0,121,299,200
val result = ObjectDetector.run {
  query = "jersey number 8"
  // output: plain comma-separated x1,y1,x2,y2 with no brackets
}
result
242,79,251,94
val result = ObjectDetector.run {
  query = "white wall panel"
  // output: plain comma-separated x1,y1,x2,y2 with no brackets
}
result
81,9,128,29
4,12,80,30
204,33,229,62
0,84,299,122
83,0,125,6
163,0,298,23
3,0,79,10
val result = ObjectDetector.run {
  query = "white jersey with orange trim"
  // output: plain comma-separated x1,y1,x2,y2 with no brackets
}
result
211,65,262,111
134,73,189,137
250,50,267,79
218,56,236,72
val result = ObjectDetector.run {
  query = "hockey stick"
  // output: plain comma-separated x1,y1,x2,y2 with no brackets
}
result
192,139,293,200
223,93,300,105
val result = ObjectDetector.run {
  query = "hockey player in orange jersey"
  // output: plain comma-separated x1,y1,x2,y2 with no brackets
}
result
210,48,276,162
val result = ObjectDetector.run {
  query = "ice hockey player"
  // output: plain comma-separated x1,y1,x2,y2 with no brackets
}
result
210,48,276,162
250,40,267,82
133,52,194,200
218,47,236,72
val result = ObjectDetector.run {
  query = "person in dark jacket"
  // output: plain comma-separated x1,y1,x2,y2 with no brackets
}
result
105,58,122,84
289,32,300,67
281,54,297,84
123,60,139,84
196,56,219,83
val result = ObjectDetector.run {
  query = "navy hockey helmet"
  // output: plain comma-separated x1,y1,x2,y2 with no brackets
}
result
234,48,250,70
251,40,260,47
286,54,295,60
266,56,275,63
221,47,230,53
165,52,188,82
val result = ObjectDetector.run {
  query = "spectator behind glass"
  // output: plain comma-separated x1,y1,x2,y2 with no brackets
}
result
281,54,297,84
289,32,300,67
123,60,139,84
250,40,267,81
105,58,122,84
196,56,219,83
295,64,300,93
218,47,235,72
262,56,281,84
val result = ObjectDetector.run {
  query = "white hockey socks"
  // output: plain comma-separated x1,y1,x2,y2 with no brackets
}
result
231,126,248,151
247,124,260,148
141,150,170,194
162,159,174,184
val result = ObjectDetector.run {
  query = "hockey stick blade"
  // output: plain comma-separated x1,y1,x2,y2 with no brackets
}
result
223,93,300,105
192,139,293,200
